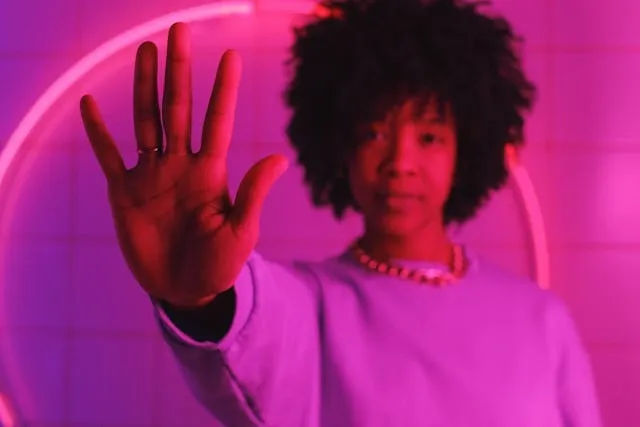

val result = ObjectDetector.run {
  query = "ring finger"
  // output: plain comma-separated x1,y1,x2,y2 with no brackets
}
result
133,41,163,161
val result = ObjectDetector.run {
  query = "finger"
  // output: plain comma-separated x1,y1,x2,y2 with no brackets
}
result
200,50,242,158
162,22,192,155
80,95,126,182
134,41,163,159
231,154,289,233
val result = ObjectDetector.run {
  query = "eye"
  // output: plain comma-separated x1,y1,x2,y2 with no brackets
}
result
420,133,442,145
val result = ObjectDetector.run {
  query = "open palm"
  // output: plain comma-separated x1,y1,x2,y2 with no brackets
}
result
80,23,287,307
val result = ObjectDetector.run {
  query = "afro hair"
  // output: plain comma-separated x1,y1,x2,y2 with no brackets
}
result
284,0,536,225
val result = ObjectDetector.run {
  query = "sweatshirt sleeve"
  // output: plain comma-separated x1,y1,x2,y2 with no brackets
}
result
153,252,322,427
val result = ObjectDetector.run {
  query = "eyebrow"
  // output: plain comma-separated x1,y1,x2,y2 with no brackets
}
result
416,116,447,125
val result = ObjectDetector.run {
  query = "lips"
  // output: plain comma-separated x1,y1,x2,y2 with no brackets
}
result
382,192,418,199
376,191,422,199
375,191,423,211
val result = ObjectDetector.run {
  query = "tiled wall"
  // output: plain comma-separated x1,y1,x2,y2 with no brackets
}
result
0,0,638,426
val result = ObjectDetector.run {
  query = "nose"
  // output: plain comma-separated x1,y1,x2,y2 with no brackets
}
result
380,127,419,177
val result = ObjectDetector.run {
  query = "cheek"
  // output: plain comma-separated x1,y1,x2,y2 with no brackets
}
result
425,151,457,198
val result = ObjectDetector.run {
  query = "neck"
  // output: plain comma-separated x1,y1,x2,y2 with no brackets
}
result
359,220,453,265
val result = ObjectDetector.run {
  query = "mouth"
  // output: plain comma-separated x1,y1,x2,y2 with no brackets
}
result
376,191,423,200
375,192,424,211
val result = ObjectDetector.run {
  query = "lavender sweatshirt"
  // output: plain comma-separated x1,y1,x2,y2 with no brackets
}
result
155,249,602,427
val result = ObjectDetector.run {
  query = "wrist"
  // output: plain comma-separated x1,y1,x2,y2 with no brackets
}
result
162,294,217,310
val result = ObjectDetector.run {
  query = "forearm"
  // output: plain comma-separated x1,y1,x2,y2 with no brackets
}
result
154,252,322,426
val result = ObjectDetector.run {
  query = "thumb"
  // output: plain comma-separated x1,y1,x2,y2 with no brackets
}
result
231,154,289,232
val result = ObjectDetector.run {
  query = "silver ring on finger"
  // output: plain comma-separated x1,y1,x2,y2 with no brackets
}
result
137,146,161,156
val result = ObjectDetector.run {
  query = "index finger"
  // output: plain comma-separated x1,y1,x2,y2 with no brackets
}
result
80,95,126,182
200,50,242,158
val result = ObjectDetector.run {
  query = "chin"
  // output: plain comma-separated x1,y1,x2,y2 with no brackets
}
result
370,212,430,238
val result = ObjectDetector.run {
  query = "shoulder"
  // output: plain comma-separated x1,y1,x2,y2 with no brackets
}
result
290,250,354,281
469,252,552,301
467,251,579,327
469,253,587,353
470,252,539,290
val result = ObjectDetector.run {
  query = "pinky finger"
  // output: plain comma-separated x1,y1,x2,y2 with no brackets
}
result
80,95,126,182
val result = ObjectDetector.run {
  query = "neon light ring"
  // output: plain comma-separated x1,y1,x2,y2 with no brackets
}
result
0,1,550,423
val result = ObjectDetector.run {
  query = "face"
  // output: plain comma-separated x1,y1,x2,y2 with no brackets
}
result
348,98,457,237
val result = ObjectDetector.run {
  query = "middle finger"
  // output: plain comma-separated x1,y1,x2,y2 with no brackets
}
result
162,22,192,155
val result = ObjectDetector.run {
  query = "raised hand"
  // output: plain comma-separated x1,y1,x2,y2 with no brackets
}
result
80,23,288,308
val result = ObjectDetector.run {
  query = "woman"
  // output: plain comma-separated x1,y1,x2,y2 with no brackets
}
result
80,0,602,425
